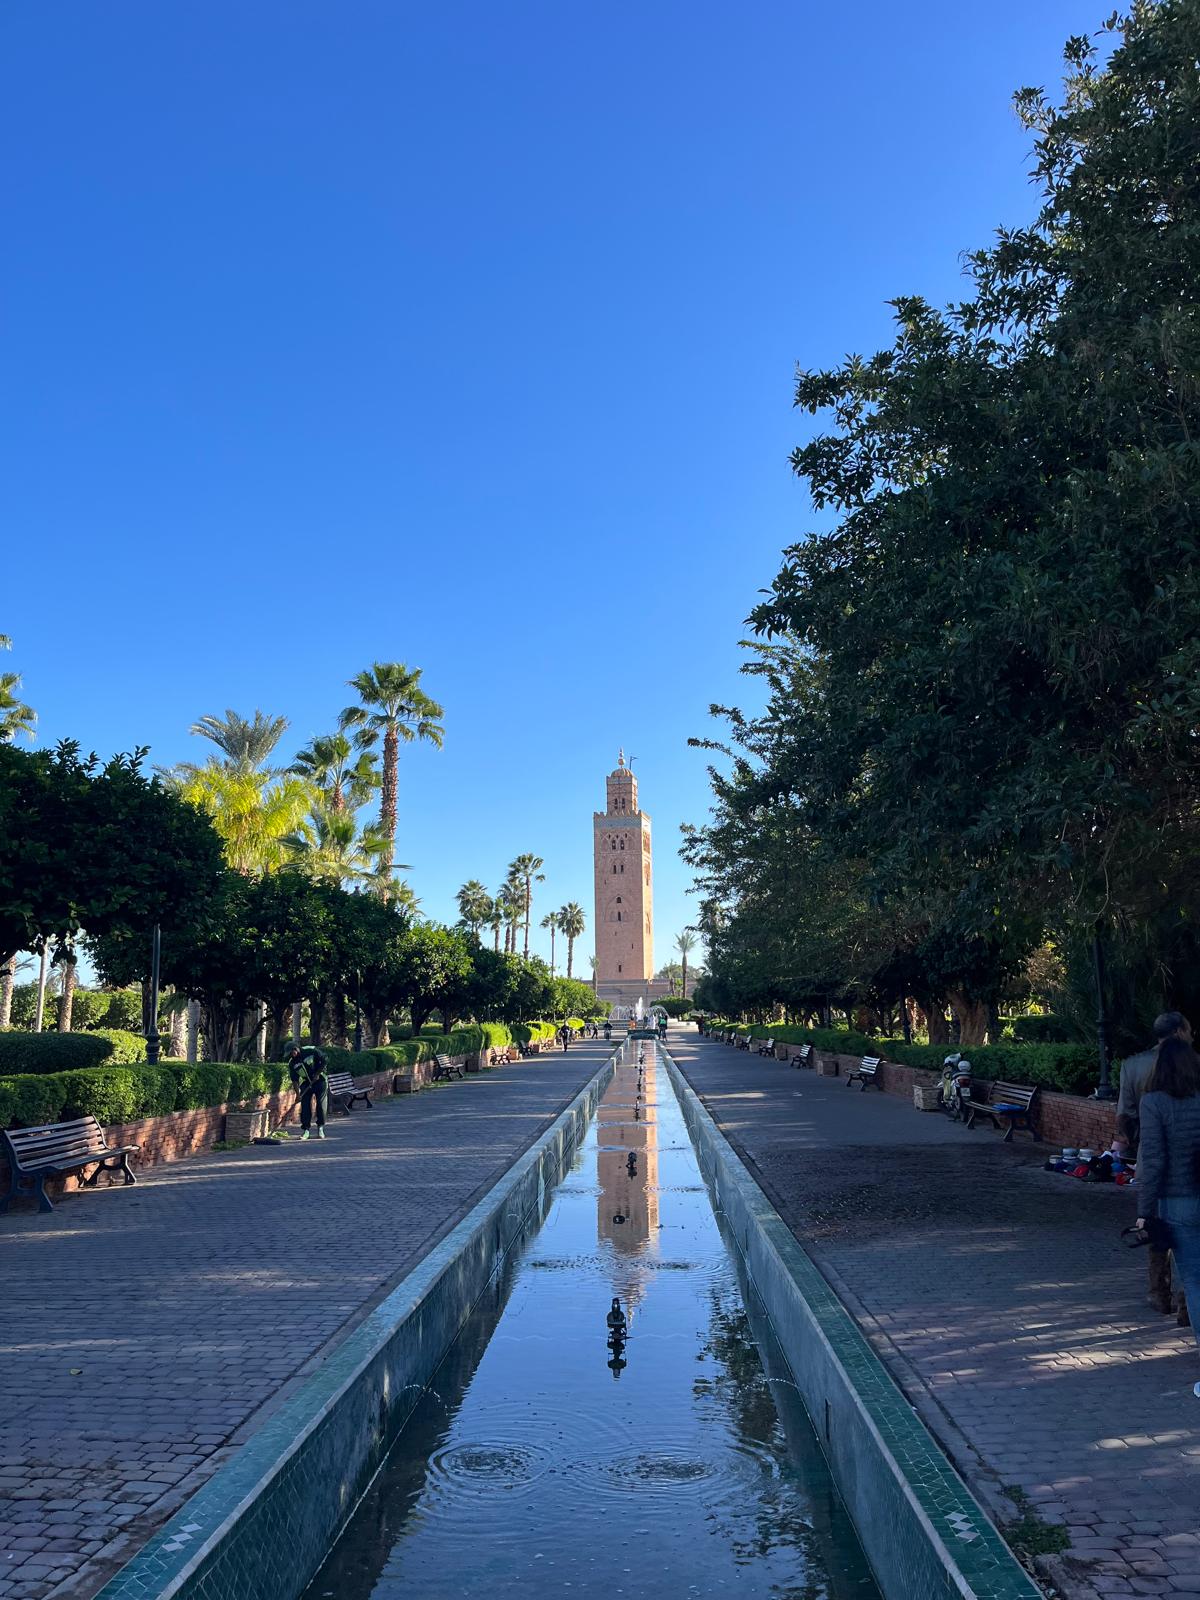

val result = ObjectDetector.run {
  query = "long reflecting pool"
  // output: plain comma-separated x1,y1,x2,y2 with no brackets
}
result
303,1043,880,1599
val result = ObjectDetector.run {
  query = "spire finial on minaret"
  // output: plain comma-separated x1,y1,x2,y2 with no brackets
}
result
618,747,625,768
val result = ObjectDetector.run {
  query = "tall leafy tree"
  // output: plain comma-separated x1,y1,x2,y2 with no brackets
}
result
558,902,585,979
0,634,35,744
187,709,289,774
456,880,494,942
540,911,559,973
290,732,378,814
508,853,545,958
178,765,315,876
674,930,698,1000
340,663,444,886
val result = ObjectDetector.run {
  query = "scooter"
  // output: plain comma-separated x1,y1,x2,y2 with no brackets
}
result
937,1053,973,1120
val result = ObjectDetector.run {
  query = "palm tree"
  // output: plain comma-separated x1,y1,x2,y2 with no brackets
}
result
588,954,597,993
283,809,391,884
498,873,524,955
291,733,378,814
540,911,560,973
558,902,586,979
340,663,444,885
457,880,494,942
0,636,35,743
189,709,289,774
508,853,545,958
179,765,315,875
674,930,698,999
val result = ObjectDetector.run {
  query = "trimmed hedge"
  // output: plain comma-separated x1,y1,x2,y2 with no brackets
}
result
0,1060,292,1130
512,1021,558,1046
708,1019,1100,1096
1006,1013,1072,1044
0,1028,146,1076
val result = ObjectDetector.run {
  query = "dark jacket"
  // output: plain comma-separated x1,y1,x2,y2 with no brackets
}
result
1136,1090,1200,1218
1116,1047,1157,1144
289,1048,328,1091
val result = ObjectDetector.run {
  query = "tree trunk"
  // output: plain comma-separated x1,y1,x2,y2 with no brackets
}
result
0,954,15,1029
292,1001,302,1048
549,926,556,974
332,990,349,1048
681,954,688,999
33,946,48,1032
169,1000,187,1058
378,722,399,885
523,882,531,960
947,990,990,1047
57,953,77,1032
187,999,201,1062
493,923,500,953
567,937,574,980
310,998,324,1047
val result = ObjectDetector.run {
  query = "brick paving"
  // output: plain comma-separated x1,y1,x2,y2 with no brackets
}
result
670,1029,1200,1600
0,1038,612,1600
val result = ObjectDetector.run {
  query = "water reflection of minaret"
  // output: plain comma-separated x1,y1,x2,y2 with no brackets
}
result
597,1048,660,1252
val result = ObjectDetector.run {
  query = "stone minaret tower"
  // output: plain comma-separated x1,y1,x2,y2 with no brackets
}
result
593,751,654,998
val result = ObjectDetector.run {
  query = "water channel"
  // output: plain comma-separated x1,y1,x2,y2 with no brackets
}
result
303,1041,880,1599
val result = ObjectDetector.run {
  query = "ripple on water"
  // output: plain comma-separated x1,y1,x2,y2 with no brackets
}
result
425,1440,550,1495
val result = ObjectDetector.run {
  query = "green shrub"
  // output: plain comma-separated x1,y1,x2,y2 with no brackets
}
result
0,1058,293,1129
90,1029,147,1064
0,1031,115,1075
873,1039,1098,1094
709,1022,877,1056
512,1021,558,1046
67,990,110,1031
1007,1014,1071,1044
103,990,144,1032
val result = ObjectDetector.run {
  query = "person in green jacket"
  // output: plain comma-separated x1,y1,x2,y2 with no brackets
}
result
289,1045,329,1141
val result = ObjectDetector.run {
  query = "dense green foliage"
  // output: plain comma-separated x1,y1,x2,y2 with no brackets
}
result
686,6,1200,1056
0,1028,146,1076
1007,1014,1071,1044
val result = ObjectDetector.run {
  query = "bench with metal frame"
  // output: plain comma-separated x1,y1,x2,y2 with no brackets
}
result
433,1054,466,1082
1,1116,139,1214
326,1071,373,1114
964,1080,1039,1141
757,1037,775,1058
792,1043,813,1069
845,1055,884,1091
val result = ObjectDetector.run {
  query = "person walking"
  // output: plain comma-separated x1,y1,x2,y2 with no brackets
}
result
1119,1011,1192,1318
558,1024,570,1052
1135,1035,1200,1390
289,1043,329,1141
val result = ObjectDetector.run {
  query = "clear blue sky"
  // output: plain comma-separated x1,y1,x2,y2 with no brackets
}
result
2,0,1101,975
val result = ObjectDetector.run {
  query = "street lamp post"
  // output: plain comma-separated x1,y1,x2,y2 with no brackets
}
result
146,923,162,1066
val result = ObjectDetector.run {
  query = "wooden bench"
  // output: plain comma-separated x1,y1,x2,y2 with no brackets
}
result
326,1071,373,1114
1,1116,139,1214
488,1046,511,1067
433,1054,466,1082
965,1081,1038,1141
757,1037,775,1057
846,1056,883,1090
735,1033,751,1052
792,1043,813,1069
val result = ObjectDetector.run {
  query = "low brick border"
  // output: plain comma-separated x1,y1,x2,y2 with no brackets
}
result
0,1054,485,1202
741,1038,1117,1151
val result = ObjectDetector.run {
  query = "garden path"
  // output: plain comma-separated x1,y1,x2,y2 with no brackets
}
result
0,1036,613,1600
671,1027,1200,1600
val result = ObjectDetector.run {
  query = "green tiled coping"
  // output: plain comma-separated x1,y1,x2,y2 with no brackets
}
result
92,1055,618,1600
662,1047,1043,1600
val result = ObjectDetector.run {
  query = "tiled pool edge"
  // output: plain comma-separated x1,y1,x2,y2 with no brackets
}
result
91,1055,618,1600
663,1048,1043,1600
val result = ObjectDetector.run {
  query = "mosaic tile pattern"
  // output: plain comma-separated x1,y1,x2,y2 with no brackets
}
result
662,1047,1043,1600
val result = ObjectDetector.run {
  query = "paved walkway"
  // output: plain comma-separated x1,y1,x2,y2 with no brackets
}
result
0,1038,614,1600
670,1028,1200,1600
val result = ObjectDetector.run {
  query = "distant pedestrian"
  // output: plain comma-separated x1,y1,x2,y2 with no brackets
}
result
559,1024,570,1052
1119,1011,1192,1319
1136,1036,1200,1388
289,1044,329,1141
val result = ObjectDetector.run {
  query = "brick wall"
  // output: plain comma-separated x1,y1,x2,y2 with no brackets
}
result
0,1054,477,1202
744,1038,1118,1150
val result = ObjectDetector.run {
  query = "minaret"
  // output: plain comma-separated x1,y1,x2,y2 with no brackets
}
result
593,750,654,999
